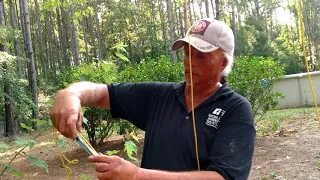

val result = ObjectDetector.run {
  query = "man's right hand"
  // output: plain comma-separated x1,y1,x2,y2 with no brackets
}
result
50,89,82,139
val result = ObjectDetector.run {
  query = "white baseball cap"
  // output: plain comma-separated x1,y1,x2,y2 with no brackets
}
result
172,18,235,56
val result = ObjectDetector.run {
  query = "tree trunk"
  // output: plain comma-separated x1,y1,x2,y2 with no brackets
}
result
311,0,319,63
231,1,236,55
188,0,193,23
204,0,210,18
199,1,203,19
19,0,26,51
301,0,314,66
215,0,220,20
166,0,177,63
45,12,51,71
34,0,47,79
69,8,80,66
178,3,184,37
88,13,97,60
1,0,16,137
49,15,57,79
94,0,103,60
210,0,215,18
57,6,69,67
20,0,39,120
9,0,22,78
159,0,167,54
82,17,89,62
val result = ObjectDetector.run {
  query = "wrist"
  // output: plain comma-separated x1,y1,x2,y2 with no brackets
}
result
135,167,146,180
64,87,81,99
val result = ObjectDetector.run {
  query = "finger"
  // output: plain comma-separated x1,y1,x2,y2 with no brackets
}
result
96,171,112,180
88,155,119,164
76,110,82,133
58,110,69,137
66,113,79,139
96,163,110,172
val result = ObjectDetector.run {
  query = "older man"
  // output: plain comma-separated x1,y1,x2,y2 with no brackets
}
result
50,18,255,180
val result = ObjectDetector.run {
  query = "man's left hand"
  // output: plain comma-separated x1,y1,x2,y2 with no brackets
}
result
88,155,140,180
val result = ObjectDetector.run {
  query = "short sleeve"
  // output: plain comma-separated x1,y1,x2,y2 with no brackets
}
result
107,82,161,131
206,102,256,180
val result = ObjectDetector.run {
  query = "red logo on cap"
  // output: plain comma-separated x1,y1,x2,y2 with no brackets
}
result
191,21,207,33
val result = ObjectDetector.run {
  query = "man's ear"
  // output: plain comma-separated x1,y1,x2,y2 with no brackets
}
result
220,55,228,72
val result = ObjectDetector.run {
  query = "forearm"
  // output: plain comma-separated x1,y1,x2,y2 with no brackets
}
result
137,168,225,180
63,81,110,108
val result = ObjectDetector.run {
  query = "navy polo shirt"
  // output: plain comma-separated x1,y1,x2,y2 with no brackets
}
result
107,81,255,180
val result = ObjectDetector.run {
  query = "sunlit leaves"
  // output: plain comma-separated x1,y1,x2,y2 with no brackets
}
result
124,140,138,161
105,150,120,155
0,143,10,152
26,156,49,173
15,139,36,149
0,163,24,178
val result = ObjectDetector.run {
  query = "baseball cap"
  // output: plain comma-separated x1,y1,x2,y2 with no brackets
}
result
172,18,234,56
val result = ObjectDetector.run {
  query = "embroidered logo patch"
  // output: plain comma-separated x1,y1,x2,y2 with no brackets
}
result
206,108,225,129
190,20,211,35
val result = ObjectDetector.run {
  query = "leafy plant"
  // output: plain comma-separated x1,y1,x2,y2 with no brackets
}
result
228,56,285,123
0,121,50,178
56,61,118,147
124,140,138,161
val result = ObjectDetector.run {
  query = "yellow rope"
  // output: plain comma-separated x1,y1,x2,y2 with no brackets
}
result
185,0,201,171
52,128,78,180
297,0,320,125
52,128,97,180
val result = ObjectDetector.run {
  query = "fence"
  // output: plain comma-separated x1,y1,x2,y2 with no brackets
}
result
272,71,320,109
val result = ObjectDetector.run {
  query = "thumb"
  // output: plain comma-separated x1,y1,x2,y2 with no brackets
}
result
66,113,79,139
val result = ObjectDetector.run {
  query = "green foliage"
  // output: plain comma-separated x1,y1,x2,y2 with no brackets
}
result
0,26,21,47
105,150,120,156
0,143,10,152
228,56,285,121
115,56,184,141
26,155,49,173
80,173,94,180
117,56,184,83
15,139,36,149
0,163,24,178
0,122,49,179
56,61,118,147
124,140,138,161
0,52,36,133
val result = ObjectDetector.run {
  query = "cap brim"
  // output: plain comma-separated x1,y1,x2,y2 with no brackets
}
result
171,36,219,53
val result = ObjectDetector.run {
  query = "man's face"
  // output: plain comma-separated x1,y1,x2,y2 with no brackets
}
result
183,44,227,87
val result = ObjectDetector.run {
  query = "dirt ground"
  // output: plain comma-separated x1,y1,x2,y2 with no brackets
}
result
1,114,320,180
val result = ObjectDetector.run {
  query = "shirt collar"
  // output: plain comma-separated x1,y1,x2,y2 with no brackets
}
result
173,81,232,101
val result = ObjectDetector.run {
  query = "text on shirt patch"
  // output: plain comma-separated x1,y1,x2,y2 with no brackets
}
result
206,108,225,129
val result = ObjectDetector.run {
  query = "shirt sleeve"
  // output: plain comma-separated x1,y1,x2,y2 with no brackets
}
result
107,82,162,131
206,102,256,180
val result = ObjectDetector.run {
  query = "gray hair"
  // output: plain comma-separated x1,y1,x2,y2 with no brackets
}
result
221,52,234,77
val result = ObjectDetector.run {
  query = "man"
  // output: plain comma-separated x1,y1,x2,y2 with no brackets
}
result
50,18,255,180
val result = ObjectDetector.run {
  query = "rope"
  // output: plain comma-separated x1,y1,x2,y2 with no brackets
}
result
297,0,320,125
52,128,97,180
184,0,201,171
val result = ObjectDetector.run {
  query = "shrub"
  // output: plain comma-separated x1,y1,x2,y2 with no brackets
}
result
228,56,285,121
56,61,118,147
115,56,184,140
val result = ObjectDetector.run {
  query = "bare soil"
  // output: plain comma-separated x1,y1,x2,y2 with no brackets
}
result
1,115,320,180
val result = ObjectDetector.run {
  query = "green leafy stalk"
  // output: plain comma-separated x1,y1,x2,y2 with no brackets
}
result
0,128,46,177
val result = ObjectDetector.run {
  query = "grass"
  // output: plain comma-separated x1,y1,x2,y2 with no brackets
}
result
255,107,317,135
